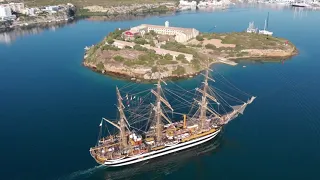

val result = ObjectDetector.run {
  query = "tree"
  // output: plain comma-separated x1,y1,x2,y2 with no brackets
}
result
176,54,186,61
172,65,186,75
196,35,204,41
133,45,148,51
134,38,147,45
96,62,104,71
164,53,173,60
107,37,114,44
150,30,157,36
114,55,125,62
205,44,216,50
150,40,155,47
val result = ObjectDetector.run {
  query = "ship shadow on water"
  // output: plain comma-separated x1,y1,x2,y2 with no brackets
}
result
90,133,223,180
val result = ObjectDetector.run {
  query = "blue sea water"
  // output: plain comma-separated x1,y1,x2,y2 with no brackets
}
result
1,5,320,180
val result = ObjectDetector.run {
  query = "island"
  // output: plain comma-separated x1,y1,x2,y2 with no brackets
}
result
83,21,297,82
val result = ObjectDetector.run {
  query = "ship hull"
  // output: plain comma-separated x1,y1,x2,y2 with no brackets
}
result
102,129,221,167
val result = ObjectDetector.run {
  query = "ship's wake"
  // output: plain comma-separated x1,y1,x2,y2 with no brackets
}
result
55,165,106,180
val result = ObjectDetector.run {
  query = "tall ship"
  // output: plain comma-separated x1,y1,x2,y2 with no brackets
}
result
89,67,256,167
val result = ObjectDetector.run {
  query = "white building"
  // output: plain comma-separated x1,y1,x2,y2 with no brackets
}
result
0,4,12,17
9,3,24,13
23,8,36,16
45,6,59,13
126,21,199,43
179,0,197,6
0,4,16,20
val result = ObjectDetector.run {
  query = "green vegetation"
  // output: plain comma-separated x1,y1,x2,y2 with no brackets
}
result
96,62,105,71
176,54,189,63
25,0,173,7
150,30,157,36
108,29,126,40
172,65,186,75
205,44,216,50
107,38,115,45
158,59,178,65
114,55,125,62
191,59,201,71
164,54,173,61
102,45,120,51
133,45,148,51
176,54,185,61
134,37,148,45
202,32,290,50
196,35,204,41
161,42,196,54
75,8,108,17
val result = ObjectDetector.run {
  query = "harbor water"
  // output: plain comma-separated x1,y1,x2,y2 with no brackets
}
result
1,5,320,180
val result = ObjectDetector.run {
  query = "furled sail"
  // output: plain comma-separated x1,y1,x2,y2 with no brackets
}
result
231,103,248,115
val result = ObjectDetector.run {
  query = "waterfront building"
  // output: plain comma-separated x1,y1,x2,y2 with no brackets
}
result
9,3,24,13
123,21,199,43
22,8,36,16
0,4,16,20
0,5,12,17
44,6,59,13
179,0,197,6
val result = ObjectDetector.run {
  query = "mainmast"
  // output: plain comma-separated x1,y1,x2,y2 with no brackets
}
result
150,74,173,142
199,69,209,131
155,78,162,141
116,86,129,148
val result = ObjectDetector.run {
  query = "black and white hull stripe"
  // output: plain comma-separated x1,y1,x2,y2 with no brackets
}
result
103,129,221,167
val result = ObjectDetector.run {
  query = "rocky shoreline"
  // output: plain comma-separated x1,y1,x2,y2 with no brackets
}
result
83,48,297,83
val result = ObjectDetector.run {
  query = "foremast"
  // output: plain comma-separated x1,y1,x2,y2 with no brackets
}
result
102,87,130,150
116,87,130,149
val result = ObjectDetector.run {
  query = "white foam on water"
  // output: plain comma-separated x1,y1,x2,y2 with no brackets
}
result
55,165,106,180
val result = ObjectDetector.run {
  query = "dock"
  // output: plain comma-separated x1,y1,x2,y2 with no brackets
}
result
217,58,238,66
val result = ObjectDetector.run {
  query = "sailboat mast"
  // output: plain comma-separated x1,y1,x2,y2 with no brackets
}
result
155,78,162,141
266,12,269,30
199,69,209,131
116,86,128,148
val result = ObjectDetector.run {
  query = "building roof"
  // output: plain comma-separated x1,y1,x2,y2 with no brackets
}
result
140,24,196,35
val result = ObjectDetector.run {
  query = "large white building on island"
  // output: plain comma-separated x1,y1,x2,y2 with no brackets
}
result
123,21,199,43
